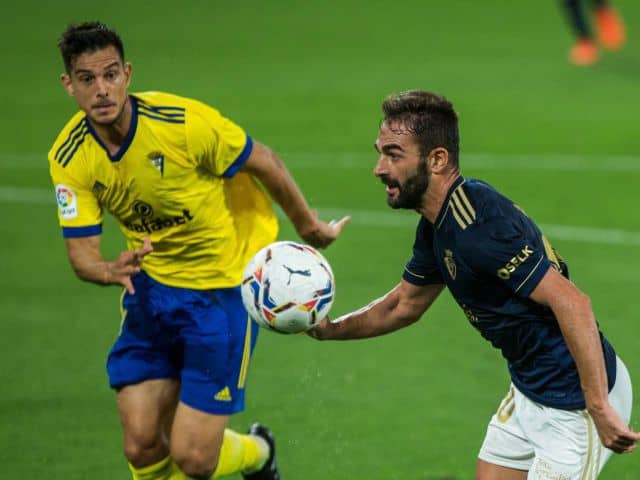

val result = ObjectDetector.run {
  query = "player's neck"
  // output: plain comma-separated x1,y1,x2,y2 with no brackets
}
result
88,96,133,156
419,170,461,223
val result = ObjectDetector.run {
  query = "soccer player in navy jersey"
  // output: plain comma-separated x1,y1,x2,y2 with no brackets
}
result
309,90,639,478
49,22,349,480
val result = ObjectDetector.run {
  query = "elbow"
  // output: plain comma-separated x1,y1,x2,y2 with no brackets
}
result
396,308,422,329
559,290,593,321
67,257,94,283
577,291,592,312
69,261,87,281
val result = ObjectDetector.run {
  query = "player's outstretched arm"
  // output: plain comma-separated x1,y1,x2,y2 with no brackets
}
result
65,236,153,294
308,281,444,340
241,141,350,248
530,267,640,454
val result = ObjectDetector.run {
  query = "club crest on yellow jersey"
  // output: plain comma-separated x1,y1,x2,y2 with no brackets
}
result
147,151,165,175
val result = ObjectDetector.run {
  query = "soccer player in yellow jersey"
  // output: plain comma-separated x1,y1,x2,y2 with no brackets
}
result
48,22,349,480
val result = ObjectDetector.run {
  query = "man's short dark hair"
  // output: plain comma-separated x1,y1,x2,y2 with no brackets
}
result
382,90,460,167
58,22,125,73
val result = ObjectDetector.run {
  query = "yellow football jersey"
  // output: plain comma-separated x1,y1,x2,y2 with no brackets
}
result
48,91,278,289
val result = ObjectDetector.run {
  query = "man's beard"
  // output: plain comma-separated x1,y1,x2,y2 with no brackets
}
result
388,159,429,210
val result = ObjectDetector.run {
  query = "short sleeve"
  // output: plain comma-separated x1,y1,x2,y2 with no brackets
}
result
463,217,551,298
185,101,253,178
48,156,102,238
402,218,444,285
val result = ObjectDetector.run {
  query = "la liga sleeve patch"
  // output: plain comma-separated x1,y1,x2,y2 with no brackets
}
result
56,184,78,219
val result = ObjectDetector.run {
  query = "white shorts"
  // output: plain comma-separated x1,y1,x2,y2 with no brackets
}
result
478,356,633,479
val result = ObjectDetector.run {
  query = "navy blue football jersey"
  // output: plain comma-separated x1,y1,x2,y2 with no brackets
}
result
403,176,616,409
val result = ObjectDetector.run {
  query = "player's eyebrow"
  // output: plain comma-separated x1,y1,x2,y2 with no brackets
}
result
373,142,404,154
381,143,404,153
74,61,120,75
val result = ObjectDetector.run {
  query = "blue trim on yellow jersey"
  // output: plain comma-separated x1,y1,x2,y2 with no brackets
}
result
153,106,186,112
62,224,102,238
136,98,185,124
223,134,253,178
55,121,89,168
61,128,90,167
54,119,85,161
85,96,139,163
138,110,186,124
138,102,185,118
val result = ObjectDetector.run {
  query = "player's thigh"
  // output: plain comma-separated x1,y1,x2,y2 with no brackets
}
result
476,459,528,480
170,401,229,470
169,288,254,474
478,386,535,475
178,286,256,416
107,273,181,390
117,378,180,455
524,358,631,480
519,391,600,479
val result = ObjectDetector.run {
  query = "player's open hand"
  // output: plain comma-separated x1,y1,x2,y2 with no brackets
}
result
109,237,153,294
299,211,351,249
590,403,640,454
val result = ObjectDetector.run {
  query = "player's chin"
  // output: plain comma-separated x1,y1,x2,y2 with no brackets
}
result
386,196,404,209
89,107,119,126
385,191,398,207
90,114,117,126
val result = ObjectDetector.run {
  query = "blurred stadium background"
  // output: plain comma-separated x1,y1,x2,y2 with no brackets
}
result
2,1,639,478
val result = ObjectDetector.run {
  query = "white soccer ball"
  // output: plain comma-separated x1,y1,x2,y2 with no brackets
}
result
241,241,335,334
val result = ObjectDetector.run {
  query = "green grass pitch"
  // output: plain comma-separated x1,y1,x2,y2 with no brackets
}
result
1,1,639,478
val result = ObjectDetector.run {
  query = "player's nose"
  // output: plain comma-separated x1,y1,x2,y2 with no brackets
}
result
95,78,109,96
373,155,389,177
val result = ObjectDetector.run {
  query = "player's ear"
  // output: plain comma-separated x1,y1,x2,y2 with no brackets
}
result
61,73,74,96
124,62,132,88
428,147,449,173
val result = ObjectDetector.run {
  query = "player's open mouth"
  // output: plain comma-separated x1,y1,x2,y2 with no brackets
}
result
382,177,400,196
386,185,399,197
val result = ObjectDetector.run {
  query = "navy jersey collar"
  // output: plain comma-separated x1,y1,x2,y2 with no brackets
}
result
434,175,465,229
85,95,139,162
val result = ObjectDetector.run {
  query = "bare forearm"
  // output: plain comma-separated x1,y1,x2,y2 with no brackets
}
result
532,269,640,451
65,236,152,294
67,243,111,286
253,149,315,235
530,271,610,411
242,142,349,248
555,294,609,410
73,260,113,285
314,283,443,340
328,294,411,339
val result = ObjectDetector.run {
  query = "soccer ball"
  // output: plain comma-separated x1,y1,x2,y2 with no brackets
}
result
241,241,335,334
